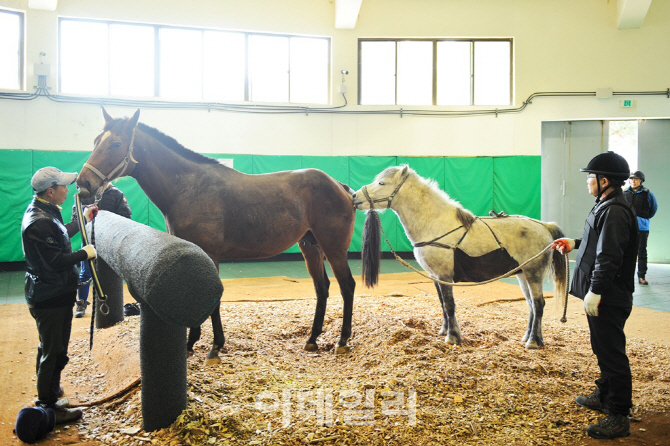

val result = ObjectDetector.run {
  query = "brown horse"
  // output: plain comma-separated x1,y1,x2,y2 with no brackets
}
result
77,108,357,361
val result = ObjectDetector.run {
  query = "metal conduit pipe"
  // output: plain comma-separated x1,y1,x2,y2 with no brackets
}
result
0,88,667,116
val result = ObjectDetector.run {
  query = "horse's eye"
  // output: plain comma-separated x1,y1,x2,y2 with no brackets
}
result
111,141,122,149
379,181,385,186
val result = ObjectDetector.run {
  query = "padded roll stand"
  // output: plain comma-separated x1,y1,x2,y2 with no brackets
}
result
140,305,187,432
87,211,223,431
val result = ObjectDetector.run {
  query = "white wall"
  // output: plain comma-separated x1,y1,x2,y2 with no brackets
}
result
1,0,669,156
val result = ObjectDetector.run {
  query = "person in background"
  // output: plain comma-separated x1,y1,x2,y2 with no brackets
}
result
623,171,658,285
21,167,97,424
551,152,637,440
71,182,131,317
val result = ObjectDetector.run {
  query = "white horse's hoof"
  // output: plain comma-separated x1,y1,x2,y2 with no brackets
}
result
334,345,351,355
438,328,447,336
522,333,530,342
525,341,541,349
204,356,222,365
445,335,459,345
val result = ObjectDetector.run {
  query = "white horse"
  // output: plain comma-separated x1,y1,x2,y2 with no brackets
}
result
352,165,567,349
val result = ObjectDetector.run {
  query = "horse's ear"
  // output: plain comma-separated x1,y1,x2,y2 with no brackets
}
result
401,165,409,176
126,109,141,130
102,107,113,124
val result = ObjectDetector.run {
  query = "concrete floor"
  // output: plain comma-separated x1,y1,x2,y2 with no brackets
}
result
2,260,668,312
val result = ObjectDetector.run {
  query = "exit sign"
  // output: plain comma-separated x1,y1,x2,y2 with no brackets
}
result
620,99,636,108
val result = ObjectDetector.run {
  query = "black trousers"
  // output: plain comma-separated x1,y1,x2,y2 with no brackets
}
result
637,230,649,278
29,305,73,407
587,304,633,416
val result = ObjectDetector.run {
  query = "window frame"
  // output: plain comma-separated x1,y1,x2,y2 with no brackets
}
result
58,17,331,104
0,8,25,91
358,37,513,106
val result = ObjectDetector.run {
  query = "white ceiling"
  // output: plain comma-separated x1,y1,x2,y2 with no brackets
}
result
617,0,653,29
27,0,653,30
334,0,654,30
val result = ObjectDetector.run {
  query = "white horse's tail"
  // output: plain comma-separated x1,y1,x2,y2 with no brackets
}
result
544,223,569,320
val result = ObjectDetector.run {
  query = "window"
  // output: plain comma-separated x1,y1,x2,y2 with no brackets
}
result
0,9,24,90
59,18,330,104
609,121,638,172
359,38,512,106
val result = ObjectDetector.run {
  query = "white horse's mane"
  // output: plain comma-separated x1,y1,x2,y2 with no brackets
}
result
386,165,475,228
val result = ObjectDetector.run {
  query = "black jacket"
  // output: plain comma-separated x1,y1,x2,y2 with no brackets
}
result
21,198,87,308
72,183,132,221
623,187,651,219
570,189,638,307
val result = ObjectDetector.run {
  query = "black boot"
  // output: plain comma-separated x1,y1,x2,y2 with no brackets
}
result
586,414,630,439
575,388,609,414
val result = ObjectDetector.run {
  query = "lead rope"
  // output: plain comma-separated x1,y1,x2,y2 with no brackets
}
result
75,193,110,350
377,220,570,322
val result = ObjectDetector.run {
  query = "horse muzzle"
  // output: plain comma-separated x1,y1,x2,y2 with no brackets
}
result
76,172,100,199
351,191,369,210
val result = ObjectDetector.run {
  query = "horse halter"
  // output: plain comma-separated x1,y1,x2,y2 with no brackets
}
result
362,170,409,210
83,128,138,197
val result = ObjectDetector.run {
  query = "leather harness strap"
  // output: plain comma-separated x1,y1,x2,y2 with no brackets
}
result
84,128,138,190
361,170,410,210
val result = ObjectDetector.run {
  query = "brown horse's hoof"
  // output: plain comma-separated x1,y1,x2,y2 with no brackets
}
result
304,343,319,352
334,345,351,355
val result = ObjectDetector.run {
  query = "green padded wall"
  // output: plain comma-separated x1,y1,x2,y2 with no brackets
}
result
0,150,33,262
0,150,541,263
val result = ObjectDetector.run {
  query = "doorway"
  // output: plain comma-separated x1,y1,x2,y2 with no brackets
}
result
541,119,669,263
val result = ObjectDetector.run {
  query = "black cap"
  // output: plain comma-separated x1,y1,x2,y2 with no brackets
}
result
580,151,630,181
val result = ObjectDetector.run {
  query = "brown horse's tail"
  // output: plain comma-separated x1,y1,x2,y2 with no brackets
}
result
361,210,382,288
545,223,568,321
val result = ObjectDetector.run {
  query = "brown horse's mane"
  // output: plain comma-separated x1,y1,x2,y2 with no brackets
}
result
106,118,220,165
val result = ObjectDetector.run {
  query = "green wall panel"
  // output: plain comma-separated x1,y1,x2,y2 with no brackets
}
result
0,149,541,263
302,156,350,185
0,150,34,261
444,157,494,217
253,155,301,174
493,156,541,219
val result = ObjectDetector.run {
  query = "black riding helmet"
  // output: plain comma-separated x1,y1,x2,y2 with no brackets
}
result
629,170,645,183
580,151,630,199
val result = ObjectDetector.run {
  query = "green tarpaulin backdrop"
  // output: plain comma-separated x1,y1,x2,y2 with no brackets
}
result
0,150,540,263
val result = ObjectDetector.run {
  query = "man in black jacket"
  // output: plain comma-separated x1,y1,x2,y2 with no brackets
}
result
551,152,637,439
21,167,97,424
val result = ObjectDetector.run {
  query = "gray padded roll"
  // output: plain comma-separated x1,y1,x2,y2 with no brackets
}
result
86,211,223,327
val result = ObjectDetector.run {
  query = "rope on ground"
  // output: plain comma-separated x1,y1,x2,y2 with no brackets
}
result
71,377,141,407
